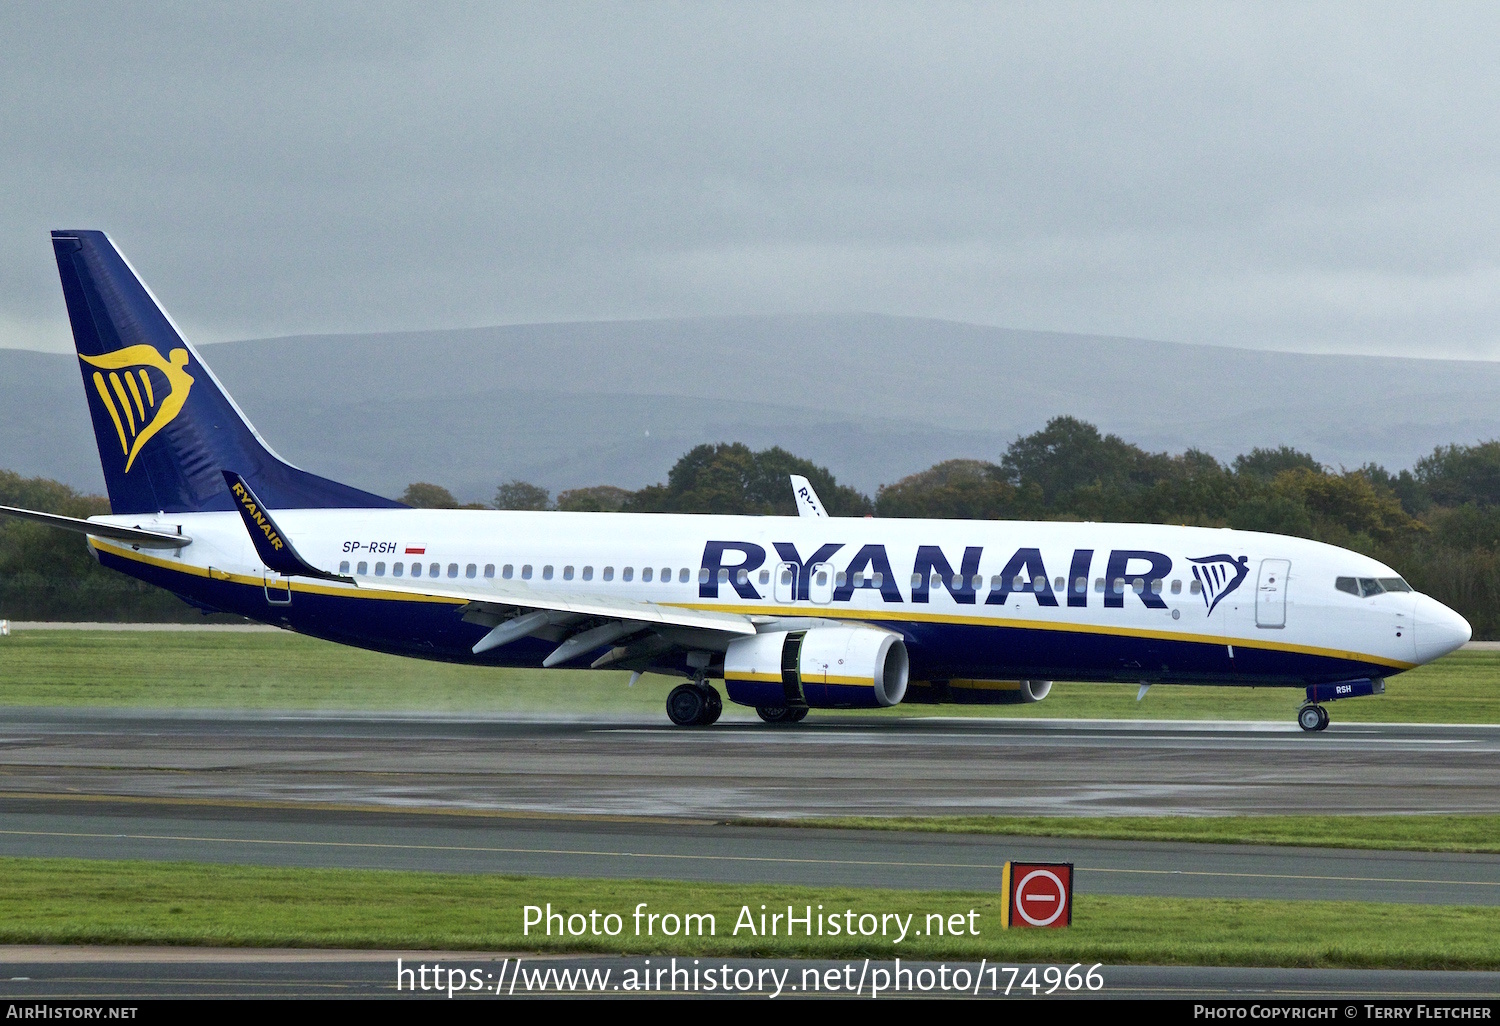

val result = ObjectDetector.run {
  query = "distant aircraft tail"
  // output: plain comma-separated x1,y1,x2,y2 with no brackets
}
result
51,230,402,515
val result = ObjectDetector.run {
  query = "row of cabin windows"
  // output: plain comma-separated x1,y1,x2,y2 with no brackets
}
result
334,558,1203,600
338,560,696,583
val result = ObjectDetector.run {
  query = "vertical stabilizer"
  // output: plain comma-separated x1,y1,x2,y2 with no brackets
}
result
51,230,402,514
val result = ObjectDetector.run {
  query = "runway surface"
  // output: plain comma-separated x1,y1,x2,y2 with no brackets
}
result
2,949,1498,1000
3,793,1499,904
2,707,1498,817
0,710,1497,904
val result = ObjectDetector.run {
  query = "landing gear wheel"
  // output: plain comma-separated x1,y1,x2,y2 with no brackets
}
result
1315,705,1330,731
667,683,707,726
756,704,809,724
1298,704,1325,732
699,684,722,726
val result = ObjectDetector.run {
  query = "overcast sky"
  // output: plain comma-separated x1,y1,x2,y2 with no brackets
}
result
4,2,1500,358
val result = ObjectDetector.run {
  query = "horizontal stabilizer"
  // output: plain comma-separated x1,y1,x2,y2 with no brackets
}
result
0,504,190,549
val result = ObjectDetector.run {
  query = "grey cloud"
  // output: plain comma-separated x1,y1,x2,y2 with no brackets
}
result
3,2,1500,355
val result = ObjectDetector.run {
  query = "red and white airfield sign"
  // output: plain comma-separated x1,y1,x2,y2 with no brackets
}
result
1002,862,1074,928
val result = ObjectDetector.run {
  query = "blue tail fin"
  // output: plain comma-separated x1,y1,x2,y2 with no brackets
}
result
51,230,403,514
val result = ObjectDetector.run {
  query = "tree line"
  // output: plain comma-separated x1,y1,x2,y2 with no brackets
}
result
6,417,1500,635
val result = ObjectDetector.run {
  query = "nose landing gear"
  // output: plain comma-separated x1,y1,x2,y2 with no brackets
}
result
1298,678,1383,732
1297,703,1330,732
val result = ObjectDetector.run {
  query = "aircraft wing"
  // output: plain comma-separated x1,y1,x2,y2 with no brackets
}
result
217,471,754,664
350,574,755,634
350,574,755,666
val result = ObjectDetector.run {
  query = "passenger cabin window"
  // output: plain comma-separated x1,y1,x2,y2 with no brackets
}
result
393,562,404,577
623,567,634,582
1189,580,1202,595
431,563,441,578
484,564,495,578
759,569,770,585
339,561,351,574
1170,580,1182,594
679,568,690,583
582,566,593,581
411,563,422,578
563,566,574,581
465,564,476,579
521,564,532,580
542,565,554,580
1074,577,1087,594
641,567,653,582
698,568,710,584
501,564,513,579
662,567,672,583
374,562,385,576
603,567,614,581
1095,577,1105,592
356,561,368,575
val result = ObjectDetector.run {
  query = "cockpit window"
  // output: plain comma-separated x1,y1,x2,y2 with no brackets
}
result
1337,575,1412,597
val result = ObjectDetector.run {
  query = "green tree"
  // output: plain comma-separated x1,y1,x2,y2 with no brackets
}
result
875,460,1017,520
1415,442,1500,508
626,443,872,516
400,482,460,508
555,485,634,512
1000,416,1171,513
1232,446,1323,481
494,480,551,510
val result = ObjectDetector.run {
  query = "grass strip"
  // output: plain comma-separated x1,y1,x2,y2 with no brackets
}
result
744,815,1500,854
1,856,1498,970
1,630,1498,723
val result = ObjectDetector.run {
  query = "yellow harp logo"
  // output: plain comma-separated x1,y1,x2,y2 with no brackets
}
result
79,345,195,472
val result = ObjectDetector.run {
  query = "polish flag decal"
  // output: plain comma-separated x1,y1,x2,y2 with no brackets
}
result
405,545,426,555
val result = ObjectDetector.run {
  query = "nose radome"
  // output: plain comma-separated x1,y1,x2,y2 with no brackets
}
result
1413,594,1472,663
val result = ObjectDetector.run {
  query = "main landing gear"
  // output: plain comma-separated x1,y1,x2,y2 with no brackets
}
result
1298,704,1330,732
666,680,722,727
755,705,809,725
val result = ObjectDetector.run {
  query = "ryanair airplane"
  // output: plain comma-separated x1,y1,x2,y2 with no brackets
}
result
1,231,1474,731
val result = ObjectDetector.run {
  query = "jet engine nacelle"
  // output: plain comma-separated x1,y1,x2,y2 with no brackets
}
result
723,627,909,709
904,679,1053,705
